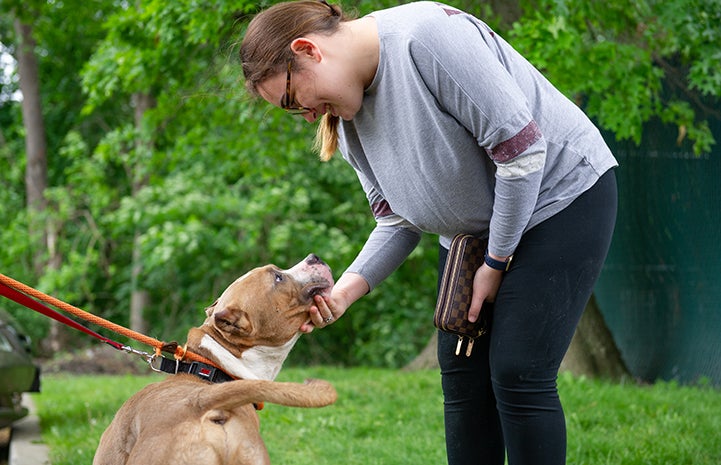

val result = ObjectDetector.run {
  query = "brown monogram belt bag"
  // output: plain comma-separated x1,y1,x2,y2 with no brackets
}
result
434,234,491,357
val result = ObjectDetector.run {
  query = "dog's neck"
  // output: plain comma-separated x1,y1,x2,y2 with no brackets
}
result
197,333,301,381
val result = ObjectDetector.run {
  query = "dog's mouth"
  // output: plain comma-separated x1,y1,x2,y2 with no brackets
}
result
303,279,334,300
286,255,334,297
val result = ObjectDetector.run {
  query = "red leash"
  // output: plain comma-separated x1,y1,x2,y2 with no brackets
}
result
0,273,261,404
0,281,125,350
0,273,218,367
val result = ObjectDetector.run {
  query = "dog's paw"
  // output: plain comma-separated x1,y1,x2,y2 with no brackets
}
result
300,379,337,404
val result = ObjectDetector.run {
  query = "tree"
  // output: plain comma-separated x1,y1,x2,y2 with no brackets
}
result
9,1,66,350
560,296,630,381
78,0,255,335
1,0,717,370
0,0,125,350
510,0,720,155
13,17,49,267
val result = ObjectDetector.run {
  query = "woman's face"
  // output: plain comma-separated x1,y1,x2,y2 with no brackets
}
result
257,39,365,123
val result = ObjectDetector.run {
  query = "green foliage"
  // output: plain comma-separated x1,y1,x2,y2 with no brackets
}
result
1,0,719,365
510,0,720,155
33,370,721,465
81,0,254,112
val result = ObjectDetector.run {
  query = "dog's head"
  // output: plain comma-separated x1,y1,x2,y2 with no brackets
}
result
201,254,334,349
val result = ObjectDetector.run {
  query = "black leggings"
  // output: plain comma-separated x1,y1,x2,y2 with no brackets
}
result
437,170,617,465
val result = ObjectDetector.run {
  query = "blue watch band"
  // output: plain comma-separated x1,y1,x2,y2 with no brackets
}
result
484,249,513,272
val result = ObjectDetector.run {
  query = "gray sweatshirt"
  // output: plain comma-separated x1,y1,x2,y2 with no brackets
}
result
339,1,618,290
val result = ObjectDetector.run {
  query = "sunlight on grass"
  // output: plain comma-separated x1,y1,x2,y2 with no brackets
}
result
32,368,721,465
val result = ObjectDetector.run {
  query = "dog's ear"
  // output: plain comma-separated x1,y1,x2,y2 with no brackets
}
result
213,305,254,336
205,300,219,317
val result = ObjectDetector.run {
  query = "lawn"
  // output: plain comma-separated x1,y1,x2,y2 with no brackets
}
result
32,368,721,465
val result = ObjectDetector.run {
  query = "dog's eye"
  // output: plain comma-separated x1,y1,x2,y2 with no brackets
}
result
208,411,228,425
274,272,284,283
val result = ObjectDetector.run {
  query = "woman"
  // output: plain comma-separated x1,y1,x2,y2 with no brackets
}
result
240,1,618,464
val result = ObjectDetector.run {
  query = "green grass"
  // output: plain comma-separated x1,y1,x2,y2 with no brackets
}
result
33,369,721,465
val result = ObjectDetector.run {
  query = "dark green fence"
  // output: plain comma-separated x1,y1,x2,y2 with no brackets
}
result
595,120,721,386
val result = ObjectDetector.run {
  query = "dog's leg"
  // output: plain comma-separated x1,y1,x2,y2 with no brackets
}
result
193,379,337,412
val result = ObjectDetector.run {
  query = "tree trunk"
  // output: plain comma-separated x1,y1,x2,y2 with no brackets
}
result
128,92,155,335
403,330,438,371
405,294,630,382
130,232,150,335
560,294,631,381
15,19,47,215
14,17,66,352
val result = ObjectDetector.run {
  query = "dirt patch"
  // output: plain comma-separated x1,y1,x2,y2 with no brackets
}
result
40,346,152,376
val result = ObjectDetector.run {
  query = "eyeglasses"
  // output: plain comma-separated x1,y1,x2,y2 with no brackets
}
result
280,61,312,115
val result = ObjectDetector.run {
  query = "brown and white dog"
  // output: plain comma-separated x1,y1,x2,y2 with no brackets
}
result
93,254,337,465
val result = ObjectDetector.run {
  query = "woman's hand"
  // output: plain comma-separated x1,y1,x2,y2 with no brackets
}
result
301,272,369,333
302,291,347,333
468,264,504,323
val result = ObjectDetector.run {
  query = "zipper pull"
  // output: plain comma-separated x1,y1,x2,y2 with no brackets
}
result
465,337,474,357
455,336,464,356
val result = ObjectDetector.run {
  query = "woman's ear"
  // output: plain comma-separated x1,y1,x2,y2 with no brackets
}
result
290,38,322,62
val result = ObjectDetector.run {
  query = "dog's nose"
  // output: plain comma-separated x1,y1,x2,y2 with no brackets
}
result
305,254,325,266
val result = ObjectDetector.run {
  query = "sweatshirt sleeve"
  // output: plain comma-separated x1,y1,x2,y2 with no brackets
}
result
341,160,423,291
344,224,422,291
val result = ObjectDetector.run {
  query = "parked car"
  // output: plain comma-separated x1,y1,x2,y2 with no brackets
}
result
0,308,41,428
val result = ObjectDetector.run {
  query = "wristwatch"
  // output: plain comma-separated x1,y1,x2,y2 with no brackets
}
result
484,249,513,272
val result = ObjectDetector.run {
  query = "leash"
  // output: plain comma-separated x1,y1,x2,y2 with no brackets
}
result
0,272,227,378
0,272,264,408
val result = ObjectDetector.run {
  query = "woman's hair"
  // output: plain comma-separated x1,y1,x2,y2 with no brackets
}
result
241,1,354,161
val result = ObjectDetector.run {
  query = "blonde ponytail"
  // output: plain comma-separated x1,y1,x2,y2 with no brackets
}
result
314,114,340,161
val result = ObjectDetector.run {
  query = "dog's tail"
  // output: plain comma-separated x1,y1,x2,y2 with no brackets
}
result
198,379,337,411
